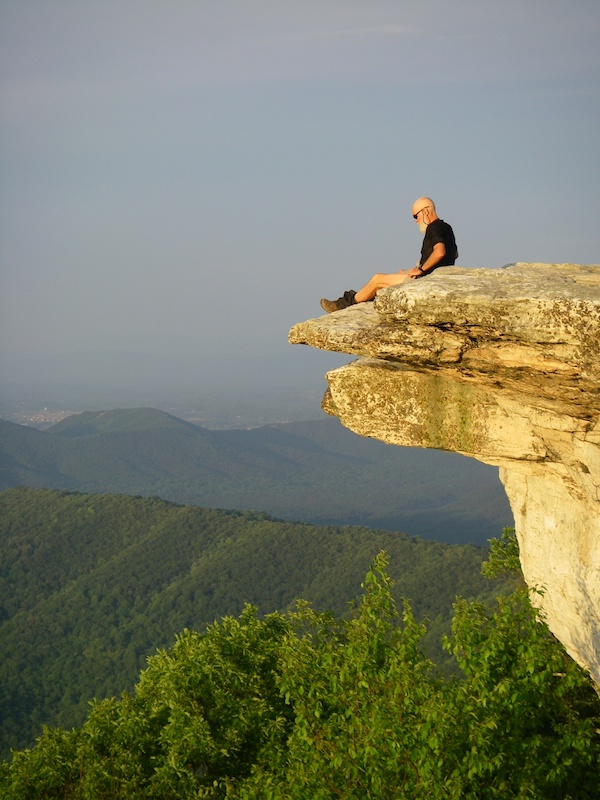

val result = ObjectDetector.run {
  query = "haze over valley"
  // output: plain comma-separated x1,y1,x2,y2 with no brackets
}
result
0,401,512,547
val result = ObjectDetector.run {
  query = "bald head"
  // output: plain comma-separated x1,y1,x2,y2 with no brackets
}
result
412,197,438,232
412,197,437,217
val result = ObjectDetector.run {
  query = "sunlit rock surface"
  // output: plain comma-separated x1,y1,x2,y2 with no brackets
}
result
290,263,600,686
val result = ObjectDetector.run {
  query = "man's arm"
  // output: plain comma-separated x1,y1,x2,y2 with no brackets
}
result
408,243,446,278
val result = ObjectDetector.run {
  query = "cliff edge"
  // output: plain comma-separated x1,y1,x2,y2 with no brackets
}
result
289,263,600,686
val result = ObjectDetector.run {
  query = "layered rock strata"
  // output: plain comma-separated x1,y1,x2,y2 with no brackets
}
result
289,263,600,686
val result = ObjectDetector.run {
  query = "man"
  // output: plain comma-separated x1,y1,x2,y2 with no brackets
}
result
320,197,458,313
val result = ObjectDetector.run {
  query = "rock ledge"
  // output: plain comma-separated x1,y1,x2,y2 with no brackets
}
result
290,263,600,686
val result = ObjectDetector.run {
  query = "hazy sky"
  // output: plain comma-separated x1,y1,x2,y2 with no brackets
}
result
1,0,599,371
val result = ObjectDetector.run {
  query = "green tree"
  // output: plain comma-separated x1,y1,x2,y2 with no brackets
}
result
237,554,455,799
444,593,600,796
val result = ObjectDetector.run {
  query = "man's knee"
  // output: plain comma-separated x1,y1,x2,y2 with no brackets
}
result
374,272,401,287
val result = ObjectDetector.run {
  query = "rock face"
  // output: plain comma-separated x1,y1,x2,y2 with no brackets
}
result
289,263,600,686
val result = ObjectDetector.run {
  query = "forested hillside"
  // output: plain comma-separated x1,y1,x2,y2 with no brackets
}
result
0,487,501,757
0,410,513,545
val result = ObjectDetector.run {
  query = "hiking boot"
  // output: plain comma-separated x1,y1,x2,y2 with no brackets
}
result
320,290,357,313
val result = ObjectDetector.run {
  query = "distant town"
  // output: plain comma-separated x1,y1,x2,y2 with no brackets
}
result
2,407,76,429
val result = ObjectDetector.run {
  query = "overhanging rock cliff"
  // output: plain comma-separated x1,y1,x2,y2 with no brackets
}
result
289,263,600,686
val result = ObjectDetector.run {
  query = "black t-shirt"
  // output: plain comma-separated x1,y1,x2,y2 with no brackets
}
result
419,219,457,268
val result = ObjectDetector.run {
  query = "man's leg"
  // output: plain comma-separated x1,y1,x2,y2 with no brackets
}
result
320,270,410,313
355,271,409,302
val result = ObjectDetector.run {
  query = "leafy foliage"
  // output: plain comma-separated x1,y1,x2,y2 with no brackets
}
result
445,590,600,798
481,526,523,582
1,541,598,799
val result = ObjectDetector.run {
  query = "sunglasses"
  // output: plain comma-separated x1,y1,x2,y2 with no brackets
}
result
413,206,431,220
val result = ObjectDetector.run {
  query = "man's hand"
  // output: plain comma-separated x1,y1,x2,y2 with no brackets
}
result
411,243,446,278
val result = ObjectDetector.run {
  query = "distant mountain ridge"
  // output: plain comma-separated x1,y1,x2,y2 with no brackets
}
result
0,409,513,545
48,407,200,435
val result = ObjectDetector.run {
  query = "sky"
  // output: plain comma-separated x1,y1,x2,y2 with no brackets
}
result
1,0,599,395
